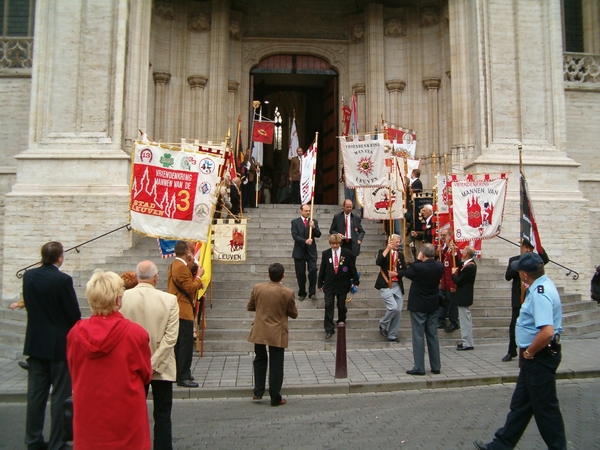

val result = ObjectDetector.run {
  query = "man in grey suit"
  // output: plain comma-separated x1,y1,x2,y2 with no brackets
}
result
121,260,179,450
291,203,322,300
23,241,81,450
400,243,444,375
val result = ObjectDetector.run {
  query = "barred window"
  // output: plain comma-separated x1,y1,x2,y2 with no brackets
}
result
563,0,584,53
1,0,35,69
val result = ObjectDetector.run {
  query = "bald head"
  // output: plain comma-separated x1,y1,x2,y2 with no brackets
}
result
136,260,159,285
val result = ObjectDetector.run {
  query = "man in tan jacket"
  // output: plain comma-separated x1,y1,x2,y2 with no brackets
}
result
288,147,303,204
167,241,204,388
121,260,179,450
247,262,298,406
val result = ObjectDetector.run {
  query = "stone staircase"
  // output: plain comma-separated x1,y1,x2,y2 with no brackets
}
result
1,204,599,358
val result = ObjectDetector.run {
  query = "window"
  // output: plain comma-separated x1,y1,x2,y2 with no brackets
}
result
563,0,584,53
0,0,35,69
274,107,282,151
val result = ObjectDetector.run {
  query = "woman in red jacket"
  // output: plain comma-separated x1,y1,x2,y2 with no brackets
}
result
67,269,152,449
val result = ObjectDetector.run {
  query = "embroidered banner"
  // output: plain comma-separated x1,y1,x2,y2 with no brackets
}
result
300,141,317,205
339,137,389,188
451,175,508,242
252,121,274,144
212,219,247,262
358,186,404,220
129,142,225,242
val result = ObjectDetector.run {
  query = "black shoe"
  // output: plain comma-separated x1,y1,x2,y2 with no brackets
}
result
388,338,398,342
18,360,29,371
457,345,474,351
437,323,446,329
501,353,515,362
379,325,388,337
431,370,441,374
445,324,460,332
406,369,425,376
177,380,199,388
298,295,306,301
325,331,335,339
473,440,489,450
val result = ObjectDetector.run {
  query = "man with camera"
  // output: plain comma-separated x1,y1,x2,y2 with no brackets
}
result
473,252,566,450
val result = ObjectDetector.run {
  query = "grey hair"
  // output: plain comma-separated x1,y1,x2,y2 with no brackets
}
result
421,243,436,258
422,204,433,212
136,260,158,280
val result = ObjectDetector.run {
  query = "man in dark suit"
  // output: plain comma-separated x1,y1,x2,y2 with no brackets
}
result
318,234,359,339
502,239,549,362
410,169,423,194
329,199,365,260
400,243,444,375
167,241,204,388
242,148,258,208
291,204,322,301
247,263,298,406
23,241,81,450
411,203,435,244
451,246,477,351
374,234,406,342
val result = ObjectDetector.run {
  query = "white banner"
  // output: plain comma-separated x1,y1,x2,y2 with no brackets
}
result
436,174,450,214
300,142,317,205
288,118,299,159
129,142,225,242
212,220,247,262
358,185,404,220
340,137,389,188
451,176,508,242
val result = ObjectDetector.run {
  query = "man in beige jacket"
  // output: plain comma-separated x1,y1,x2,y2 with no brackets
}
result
121,260,179,450
247,262,298,406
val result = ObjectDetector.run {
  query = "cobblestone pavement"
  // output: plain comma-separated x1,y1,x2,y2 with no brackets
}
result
0,378,598,449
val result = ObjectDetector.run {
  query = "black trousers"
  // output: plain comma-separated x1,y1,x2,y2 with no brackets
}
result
243,181,256,207
253,344,285,405
145,380,174,450
507,307,520,357
294,257,317,297
26,358,71,450
291,180,300,204
488,351,566,450
175,319,194,382
438,289,459,327
324,291,347,333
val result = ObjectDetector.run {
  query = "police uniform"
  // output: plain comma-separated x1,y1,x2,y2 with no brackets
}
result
484,272,566,450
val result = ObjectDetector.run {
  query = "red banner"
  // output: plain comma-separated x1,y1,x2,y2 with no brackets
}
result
252,121,274,144
341,104,351,136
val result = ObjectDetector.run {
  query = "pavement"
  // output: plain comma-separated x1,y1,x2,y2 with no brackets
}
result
1,336,599,403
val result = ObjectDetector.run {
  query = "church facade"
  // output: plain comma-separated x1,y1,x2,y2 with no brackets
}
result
0,0,598,301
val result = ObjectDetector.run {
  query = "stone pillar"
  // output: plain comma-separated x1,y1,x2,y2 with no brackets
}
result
188,75,208,140
385,80,405,127
365,3,385,133
352,83,366,133
4,0,132,302
208,0,230,140
583,0,600,54
153,71,171,141
228,80,239,135
422,78,441,158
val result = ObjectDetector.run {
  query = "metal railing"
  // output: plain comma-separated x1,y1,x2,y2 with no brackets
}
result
15,224,132,279
497,236,579,280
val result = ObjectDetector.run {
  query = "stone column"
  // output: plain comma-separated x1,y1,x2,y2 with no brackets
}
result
207,0,230,140
188,75,208,140
385,80,406,127
352,83,366,133
583,0,600,54
153,71,171,141
365,3,385,133
228,80,239,135
422,78,441,158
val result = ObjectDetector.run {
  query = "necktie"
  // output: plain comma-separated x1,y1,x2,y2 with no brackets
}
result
334,251,339,274
345,215,350,239
304,218,308,227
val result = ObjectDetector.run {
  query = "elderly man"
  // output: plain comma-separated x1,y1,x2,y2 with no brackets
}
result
247,263,298,406
329,198,365,260
452,246,477,351
411,204,435,244
289,147,303,204
474,252,565,450
121,260,179,450
400,243,444,375
437,228,460,332
374,234,407,342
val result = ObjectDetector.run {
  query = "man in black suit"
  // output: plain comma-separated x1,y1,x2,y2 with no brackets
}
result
329,199,365,260
452,246,477,351
318,234,359,339
23,241,81,450
291,204,322,301
411,203,435,244
410,169,423,194
400,243,444,375
502,239,549,362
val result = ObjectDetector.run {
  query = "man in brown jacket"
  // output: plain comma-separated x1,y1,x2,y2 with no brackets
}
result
167,241,204,388
247,262,298,406
288,147,303,204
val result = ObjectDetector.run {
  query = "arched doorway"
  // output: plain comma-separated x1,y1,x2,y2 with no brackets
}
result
250,55,338,205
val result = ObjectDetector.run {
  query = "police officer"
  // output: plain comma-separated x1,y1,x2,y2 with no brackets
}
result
473,252,566,450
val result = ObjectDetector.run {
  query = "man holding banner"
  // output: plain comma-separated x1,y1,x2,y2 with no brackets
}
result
291,204,322,301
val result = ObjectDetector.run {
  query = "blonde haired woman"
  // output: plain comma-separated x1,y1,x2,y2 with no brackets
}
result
67,270,152,449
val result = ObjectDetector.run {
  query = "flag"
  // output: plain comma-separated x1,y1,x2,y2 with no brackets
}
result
350,93,359,135
252,141,263,166
157,239,176,258
341,103,351,136
192,227,212,298
300,140,317,204
339,136,389,188
252,121,274,144
520,171,544,253
235,116,242,163
224,148,237,180
288,117,299,159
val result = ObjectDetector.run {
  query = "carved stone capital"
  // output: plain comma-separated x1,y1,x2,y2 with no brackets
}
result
155,2,174,20
153,71,172,85
352,83,366,95
230,20,241,39
351,24,364,43
421,7,439,28
445,70,451,80
228,81,240,92
386,80,406,92
188,13,210,32
384,19,405,37
187,75,208,89
422,77,441,90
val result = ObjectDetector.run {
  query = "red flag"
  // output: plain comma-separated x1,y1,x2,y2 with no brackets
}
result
252,121,274,144
225,149,237,180
341,104,351,136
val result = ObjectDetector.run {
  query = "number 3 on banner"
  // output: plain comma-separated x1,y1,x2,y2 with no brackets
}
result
177,190,190,211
